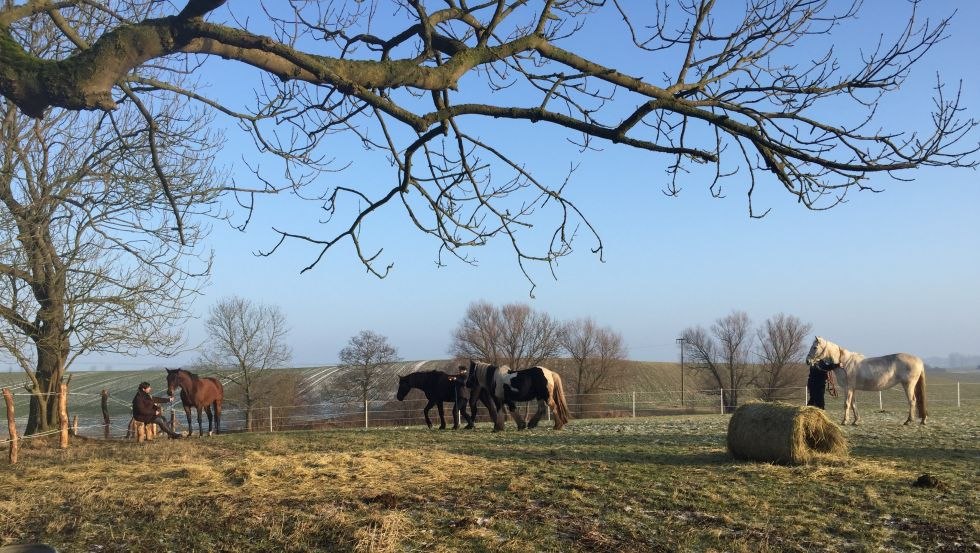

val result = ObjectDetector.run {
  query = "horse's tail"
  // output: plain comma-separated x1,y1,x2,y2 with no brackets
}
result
550,372,570,430
915,370,927,421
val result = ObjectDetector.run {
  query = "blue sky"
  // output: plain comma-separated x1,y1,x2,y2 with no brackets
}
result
71,1,979,370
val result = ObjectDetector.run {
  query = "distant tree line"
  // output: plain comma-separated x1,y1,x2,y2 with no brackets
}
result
679,311,812,412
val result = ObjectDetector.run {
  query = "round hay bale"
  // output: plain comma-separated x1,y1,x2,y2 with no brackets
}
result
727,402,847,465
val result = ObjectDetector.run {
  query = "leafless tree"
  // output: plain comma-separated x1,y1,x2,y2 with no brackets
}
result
0,22,219,433
336,330,400,407
449,301,502,365
450,301,562,369
0,1,974,293
561,318,628,401
198,296,292,431
755,313,812,401
681,311,754,412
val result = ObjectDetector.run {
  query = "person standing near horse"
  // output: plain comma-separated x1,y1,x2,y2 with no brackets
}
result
132,382,182,439
806,360,839,409
806,336,927,425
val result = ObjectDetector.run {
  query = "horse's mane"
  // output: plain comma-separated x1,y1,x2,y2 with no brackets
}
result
176,368,200,381
819,338,865,369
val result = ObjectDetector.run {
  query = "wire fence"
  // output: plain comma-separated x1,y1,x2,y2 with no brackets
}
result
4,381,975,442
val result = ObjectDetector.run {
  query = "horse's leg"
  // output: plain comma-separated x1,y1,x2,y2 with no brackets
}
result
214,400,222,434
423,400,435,429
507,401,526,430
527,399,548,428
183,406,193,437
491,398,507,432
903,382,916,425
850,391,859,425
436,401,447,430
464,394,478,429
196,407,204,436
205,406,214,436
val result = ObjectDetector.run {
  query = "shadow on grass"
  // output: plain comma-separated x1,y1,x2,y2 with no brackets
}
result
447,433,733,466
851,445,979,461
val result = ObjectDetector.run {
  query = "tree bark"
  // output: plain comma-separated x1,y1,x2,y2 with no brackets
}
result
58,381,69,448
3,388,16,464
25,343,68,434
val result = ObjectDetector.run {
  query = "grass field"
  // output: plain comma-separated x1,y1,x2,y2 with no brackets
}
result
0,404,977,552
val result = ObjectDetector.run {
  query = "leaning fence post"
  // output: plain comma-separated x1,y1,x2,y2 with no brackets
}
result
719,389,724,414
58,382,69,449
101,389,110,439
3,388,17,464
878,390,883,411
70,415,78,436
631,391,636,418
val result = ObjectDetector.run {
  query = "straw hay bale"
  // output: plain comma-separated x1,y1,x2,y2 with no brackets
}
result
727,402,847,465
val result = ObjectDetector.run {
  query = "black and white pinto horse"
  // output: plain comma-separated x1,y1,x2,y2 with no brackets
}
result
465,360,570,431
396,370,475,430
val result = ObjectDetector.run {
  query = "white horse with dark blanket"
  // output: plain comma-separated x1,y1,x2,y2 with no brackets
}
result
805,336,927,426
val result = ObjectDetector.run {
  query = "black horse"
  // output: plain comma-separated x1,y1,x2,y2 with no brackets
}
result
396,370,477,430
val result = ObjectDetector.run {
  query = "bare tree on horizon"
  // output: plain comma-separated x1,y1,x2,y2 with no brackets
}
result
198,296,292,431
681,311,754,412
450,301,562,370
754,314,812,401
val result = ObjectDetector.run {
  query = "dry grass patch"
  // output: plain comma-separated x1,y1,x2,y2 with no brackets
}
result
0,408,976,552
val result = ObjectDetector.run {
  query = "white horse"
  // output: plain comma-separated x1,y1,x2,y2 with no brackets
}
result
805,336,927,426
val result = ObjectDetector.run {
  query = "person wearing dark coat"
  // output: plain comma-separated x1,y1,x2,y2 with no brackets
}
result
132,382,182,438
806,360,839,409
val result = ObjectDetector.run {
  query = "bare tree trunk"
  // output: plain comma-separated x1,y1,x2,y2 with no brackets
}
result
3,388,16,464
58,382,69,448
25,335,68,434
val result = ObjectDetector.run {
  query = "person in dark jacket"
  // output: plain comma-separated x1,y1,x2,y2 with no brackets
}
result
132,382,182,438
806,360,839,409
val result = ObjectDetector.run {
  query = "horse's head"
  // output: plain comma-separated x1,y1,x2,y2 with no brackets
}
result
165,368,181,400
805,336,840,366
396,375,410,401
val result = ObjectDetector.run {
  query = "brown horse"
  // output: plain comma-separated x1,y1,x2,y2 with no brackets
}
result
166,368,224,436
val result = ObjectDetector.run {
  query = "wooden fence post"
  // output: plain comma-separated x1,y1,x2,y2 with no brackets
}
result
70,415,78,436
58,382,69,449
3,388,17,464
101,389,110,439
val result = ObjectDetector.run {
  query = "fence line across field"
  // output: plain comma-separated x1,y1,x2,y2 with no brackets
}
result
4,382,968,440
